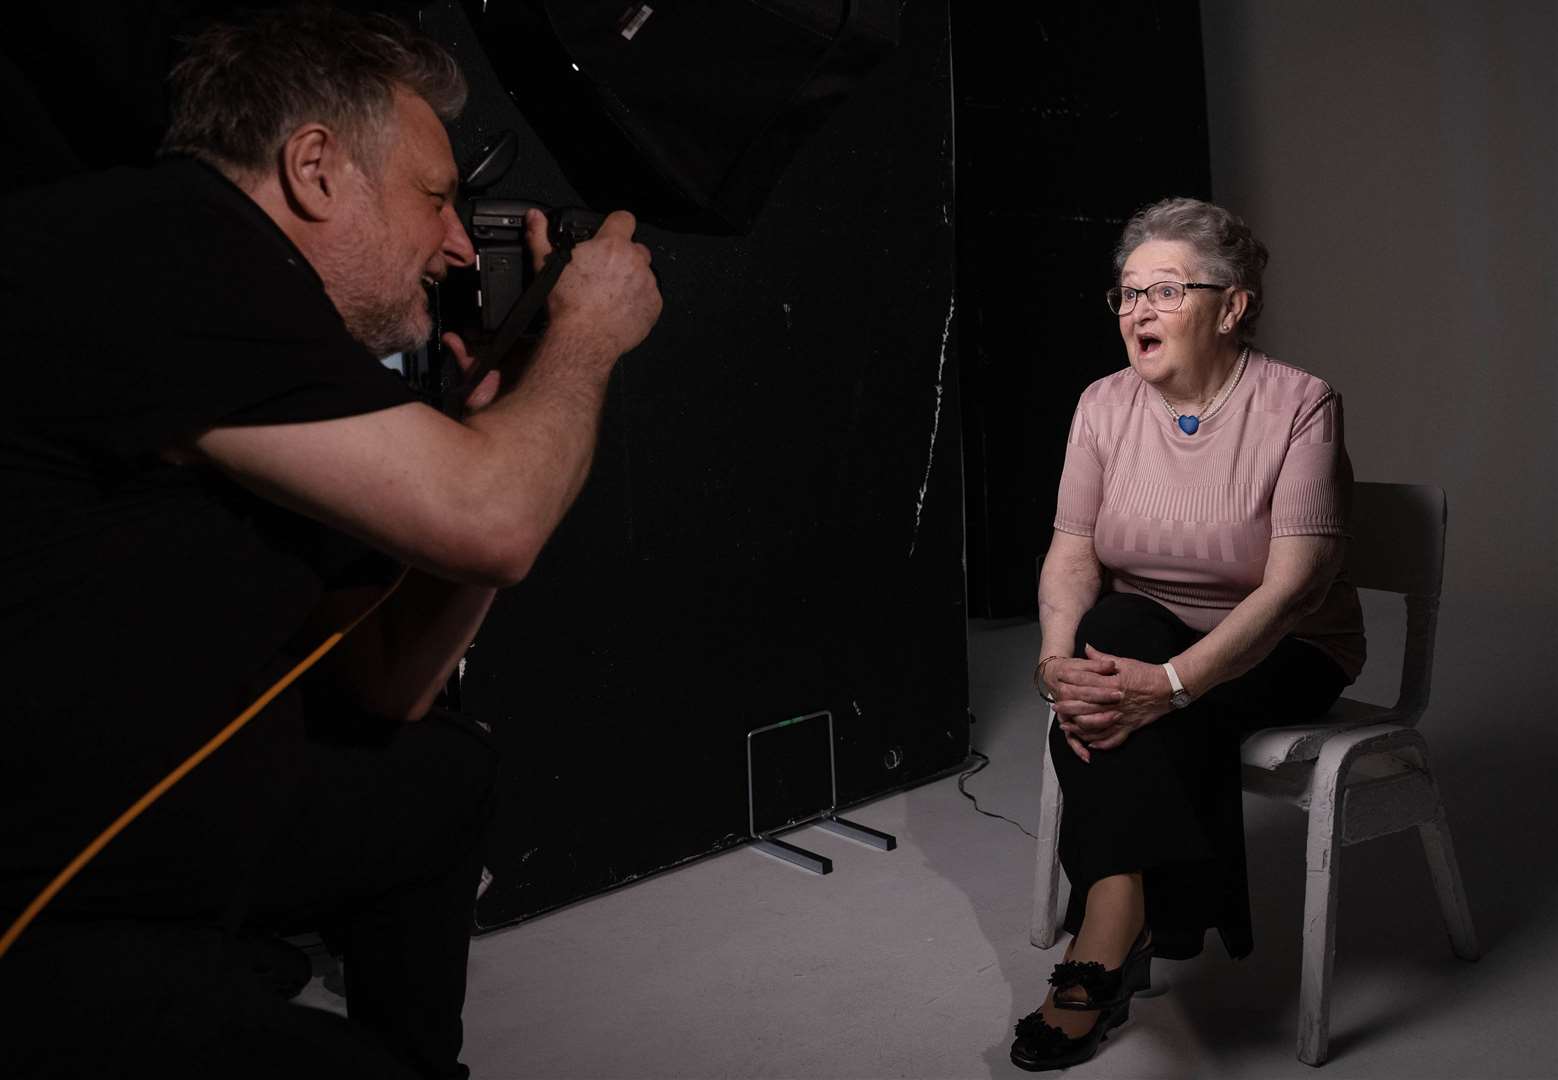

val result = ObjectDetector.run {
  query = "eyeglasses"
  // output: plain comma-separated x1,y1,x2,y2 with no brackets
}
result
1106,280,1228,316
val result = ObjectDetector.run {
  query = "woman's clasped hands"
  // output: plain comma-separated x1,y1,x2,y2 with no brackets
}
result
1038,646,1176,762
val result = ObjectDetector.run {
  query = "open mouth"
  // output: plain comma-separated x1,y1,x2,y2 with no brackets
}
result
1137,332,1162,357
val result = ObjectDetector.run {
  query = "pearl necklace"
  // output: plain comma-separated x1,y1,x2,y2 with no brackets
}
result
1156,346,1249,435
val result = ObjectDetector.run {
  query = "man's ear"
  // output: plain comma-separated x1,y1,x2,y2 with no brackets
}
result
278,123,349,222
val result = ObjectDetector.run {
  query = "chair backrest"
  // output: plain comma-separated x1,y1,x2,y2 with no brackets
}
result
1345,482,1447,725
1347,482,1447,595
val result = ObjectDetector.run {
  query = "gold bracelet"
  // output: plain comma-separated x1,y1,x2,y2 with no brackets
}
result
1036,654,1064,703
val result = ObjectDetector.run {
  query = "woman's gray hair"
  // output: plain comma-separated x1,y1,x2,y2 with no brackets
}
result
160,6,466,181
1113,197,1269,340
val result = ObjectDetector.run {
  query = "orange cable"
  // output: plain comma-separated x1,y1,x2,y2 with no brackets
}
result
0,571,406,960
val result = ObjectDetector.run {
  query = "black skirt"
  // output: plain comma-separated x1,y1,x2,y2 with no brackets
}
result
1049,592,1348,960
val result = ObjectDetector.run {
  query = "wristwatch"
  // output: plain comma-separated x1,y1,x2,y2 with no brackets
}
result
1163,662,1192,709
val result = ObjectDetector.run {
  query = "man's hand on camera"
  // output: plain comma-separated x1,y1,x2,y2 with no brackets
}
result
525,208,662,360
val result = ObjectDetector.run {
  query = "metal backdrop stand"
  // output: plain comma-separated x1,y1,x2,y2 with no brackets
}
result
746,710,897,874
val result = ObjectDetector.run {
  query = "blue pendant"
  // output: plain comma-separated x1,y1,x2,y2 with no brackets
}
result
1178,415,1200,435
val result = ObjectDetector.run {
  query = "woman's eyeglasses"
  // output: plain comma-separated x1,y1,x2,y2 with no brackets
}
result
1106,280,1228,316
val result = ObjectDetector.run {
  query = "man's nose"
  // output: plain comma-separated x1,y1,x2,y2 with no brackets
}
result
443,204,476,268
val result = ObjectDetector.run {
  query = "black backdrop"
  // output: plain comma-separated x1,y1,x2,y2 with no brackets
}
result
955,4,1214,617
419,0,969,929
1,0,1217,928
0,0,968,933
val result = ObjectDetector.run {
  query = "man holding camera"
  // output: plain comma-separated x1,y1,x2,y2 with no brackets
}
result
0,8,659,1078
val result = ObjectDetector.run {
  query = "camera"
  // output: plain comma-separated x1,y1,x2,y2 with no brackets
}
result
469,199,606,332
398,198,606,413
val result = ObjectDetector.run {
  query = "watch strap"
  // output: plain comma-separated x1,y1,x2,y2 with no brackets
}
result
1163,661,1192,708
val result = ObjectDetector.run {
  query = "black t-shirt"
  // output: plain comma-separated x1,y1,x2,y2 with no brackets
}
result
0,157,416,914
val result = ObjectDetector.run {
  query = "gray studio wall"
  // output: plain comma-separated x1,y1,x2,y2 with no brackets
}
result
1199,0,1558,942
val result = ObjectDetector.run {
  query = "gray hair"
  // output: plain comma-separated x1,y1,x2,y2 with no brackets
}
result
1113,197,1269,340
160,6,466,181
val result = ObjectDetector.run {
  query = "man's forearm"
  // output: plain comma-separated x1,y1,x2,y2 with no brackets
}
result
382,569,495,721
454,323,616,579
327,569,496,722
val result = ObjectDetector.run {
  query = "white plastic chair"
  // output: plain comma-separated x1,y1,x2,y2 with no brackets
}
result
1028,482,1480,1066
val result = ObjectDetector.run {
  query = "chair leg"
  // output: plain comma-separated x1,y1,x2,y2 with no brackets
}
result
1298,751,1345,1067
1418,807,1481,962
1030,707,1064,949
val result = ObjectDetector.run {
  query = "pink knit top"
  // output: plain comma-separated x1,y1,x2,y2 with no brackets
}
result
1054,351,1365,680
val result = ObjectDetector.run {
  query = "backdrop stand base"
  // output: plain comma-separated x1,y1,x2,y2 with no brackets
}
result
751,835,833,874
749,815,898,875
816,815,897,850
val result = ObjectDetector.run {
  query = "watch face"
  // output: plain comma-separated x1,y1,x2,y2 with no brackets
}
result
1172,690,1191,709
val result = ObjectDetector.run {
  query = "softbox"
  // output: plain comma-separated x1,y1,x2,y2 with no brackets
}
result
463,1,900,233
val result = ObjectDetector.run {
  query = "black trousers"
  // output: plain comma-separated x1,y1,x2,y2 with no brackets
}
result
1049,592,1347,960
0,707,497,1080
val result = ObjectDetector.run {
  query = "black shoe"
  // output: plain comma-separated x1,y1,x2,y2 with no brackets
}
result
1009,929,1153,1072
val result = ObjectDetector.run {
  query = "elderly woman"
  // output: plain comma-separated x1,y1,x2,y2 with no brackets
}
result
1009,197,1365,1072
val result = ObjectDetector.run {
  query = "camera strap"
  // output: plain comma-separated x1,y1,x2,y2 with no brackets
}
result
442,245,574,415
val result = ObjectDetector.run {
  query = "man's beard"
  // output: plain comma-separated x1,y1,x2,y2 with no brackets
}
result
337,274,431,357
321,190,433,357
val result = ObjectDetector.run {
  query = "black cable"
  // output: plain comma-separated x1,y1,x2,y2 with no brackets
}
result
957,749,1037,839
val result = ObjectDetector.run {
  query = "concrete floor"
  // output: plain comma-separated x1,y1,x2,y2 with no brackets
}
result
298,607,1558,1079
